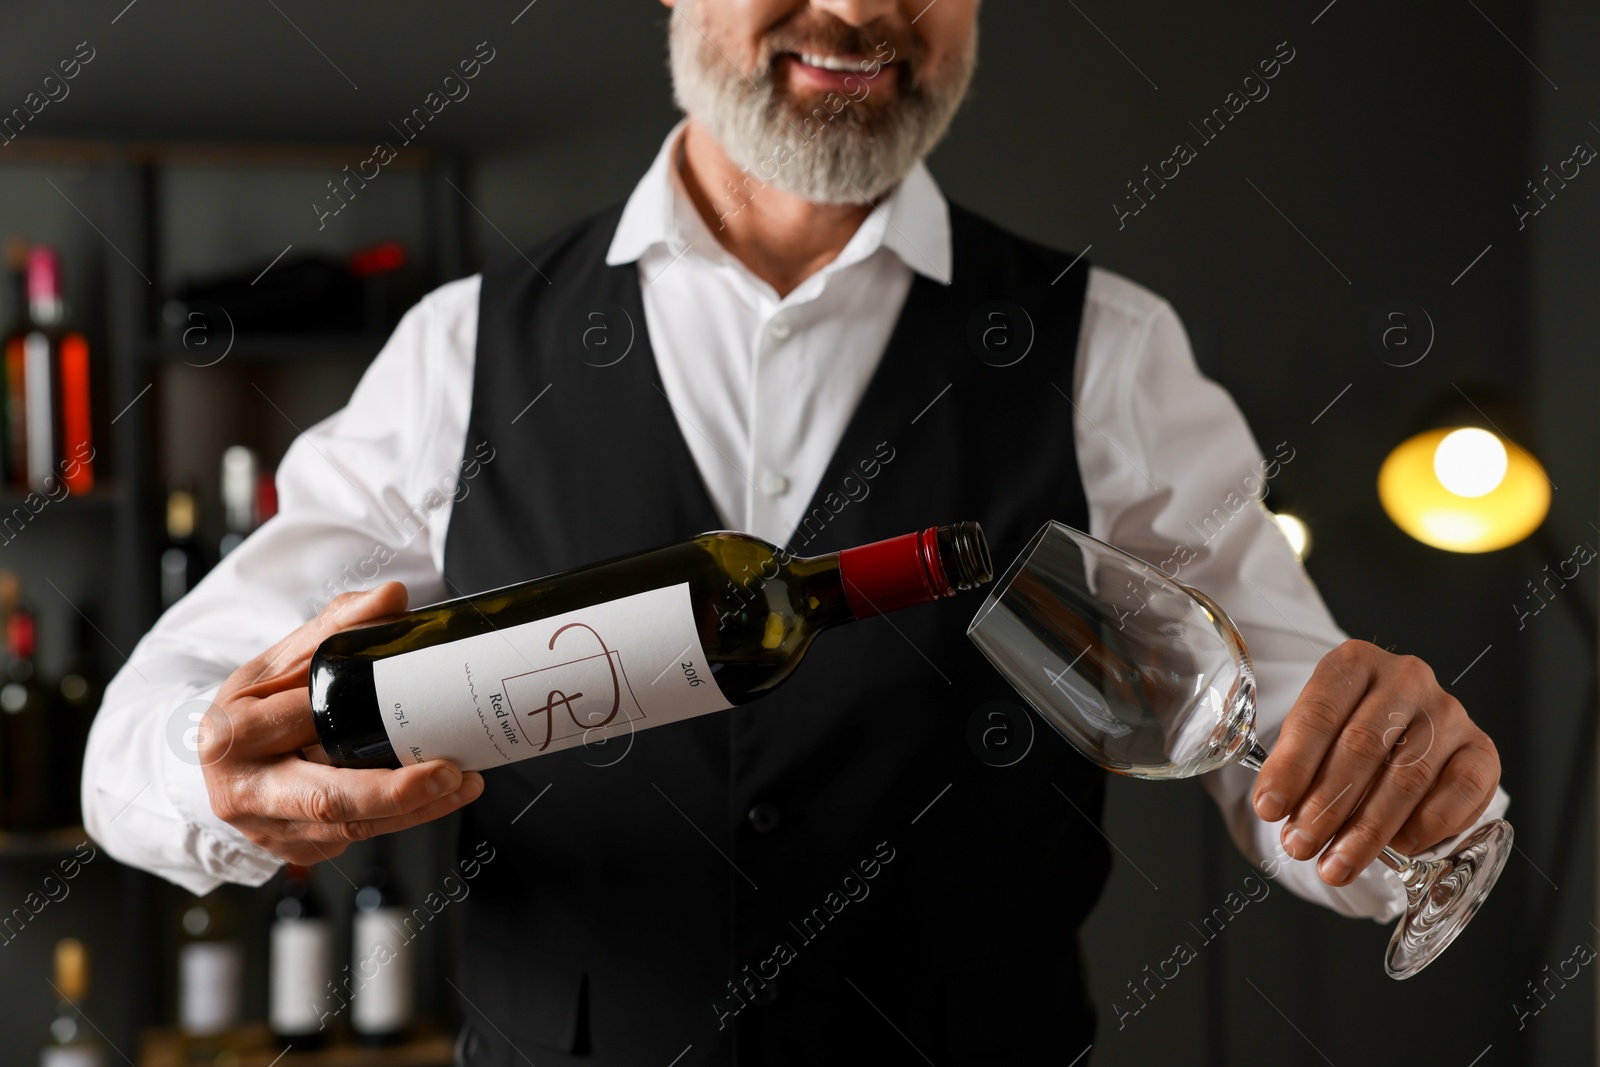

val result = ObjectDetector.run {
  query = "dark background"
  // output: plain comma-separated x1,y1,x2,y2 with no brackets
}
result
0,1,1594,1064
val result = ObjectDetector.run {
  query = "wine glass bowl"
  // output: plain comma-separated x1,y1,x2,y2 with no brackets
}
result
968,520,1513,980
968,522,1258,779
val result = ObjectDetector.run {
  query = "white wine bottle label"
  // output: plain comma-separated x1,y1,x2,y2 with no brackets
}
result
270,919,332,1035
372,583,731,771
352,908,414,1035
178,941,242,1036
41,1048,106,1067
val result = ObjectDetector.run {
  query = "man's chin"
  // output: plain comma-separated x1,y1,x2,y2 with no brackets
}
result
771,87,908,137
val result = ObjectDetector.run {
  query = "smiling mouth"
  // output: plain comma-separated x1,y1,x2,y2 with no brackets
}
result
777,49,903,91
789,51,887,74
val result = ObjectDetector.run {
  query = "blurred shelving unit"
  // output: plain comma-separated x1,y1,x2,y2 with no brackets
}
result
138,1025,455,1067
0,139,468,1065
0,825,89,858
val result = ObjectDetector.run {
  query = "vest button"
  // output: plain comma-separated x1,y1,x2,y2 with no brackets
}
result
751,980,779,1005
747,803,781,833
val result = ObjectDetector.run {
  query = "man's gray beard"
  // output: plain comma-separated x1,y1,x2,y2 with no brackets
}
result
668,7,976,205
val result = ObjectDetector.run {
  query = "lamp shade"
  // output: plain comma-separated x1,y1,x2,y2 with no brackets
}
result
1378,426,1550,552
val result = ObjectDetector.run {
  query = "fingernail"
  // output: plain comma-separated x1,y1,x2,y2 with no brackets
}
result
1319,851,1353,885
429,764,462,796
1283,827,1316,860
1255,790,1287,821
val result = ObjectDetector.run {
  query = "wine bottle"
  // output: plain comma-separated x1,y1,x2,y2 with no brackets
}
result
217,445,257,559
41,938,106,1067
1,599,54,830
176,893,243,1041
160,488,202,610
351,839,414,1045
270,864,332,1050
312,523,991,771
3,238,29,488
21,246,92,494
256,467,278,525
54,609,102,825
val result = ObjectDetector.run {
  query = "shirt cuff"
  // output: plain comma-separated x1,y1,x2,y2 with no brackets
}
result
160,684,285,891
1244,778,1513,924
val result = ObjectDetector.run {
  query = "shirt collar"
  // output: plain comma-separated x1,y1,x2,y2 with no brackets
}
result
605,118,952,286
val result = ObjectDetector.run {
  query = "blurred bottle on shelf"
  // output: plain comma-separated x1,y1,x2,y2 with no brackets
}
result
218,446,258,559
256,466,278,527
352,839,415,1045
161,487,203,610
0,571,53,831
11,246,93,494
3,237,30,486
54,608,103,824
349,240,411,332
176,891,244,1051
40,938,107,1067
271,864,332,1050
168,240,411,338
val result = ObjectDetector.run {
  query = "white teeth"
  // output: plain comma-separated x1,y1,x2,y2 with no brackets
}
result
797,52,876,73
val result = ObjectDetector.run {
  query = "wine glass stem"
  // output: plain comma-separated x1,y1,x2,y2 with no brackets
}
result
1379,845,1438,893
1239,741,1433,889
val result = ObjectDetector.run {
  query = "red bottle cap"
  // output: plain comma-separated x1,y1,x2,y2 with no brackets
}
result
7,610,36,660
347,241,407,278
837,527,955,619
256,472,278,524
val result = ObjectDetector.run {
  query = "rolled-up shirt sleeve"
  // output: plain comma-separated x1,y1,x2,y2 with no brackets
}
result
82,276,480,895
1071,267,1510,921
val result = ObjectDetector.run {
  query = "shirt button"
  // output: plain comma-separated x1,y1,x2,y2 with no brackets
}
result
747,803,781,833
767,316,792,340
751,980,779,1006
757,470,789,497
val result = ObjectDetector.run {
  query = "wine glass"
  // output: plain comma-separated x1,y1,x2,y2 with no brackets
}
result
967,520,1512,979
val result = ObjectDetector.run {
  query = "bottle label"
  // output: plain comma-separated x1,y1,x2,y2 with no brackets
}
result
352,907,414,1034
178,941,242,1036
270,919,333,1035
41,1049,105,1067
24,333,53,491
373,583,731,771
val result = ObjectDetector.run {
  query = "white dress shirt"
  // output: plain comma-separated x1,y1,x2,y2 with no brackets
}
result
84,121,1508,919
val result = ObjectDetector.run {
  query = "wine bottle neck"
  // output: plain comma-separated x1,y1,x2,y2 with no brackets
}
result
826,523,993,621
785,555,857,632
26,253,62,326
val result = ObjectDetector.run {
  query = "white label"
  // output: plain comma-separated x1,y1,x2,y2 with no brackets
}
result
373,583,731,771
41,1049,105,1067
178,941,242,1035
24,333,52,490
270,919,332,1035
352,907,414,1035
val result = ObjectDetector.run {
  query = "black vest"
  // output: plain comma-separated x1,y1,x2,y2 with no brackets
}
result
444,202,1109,1066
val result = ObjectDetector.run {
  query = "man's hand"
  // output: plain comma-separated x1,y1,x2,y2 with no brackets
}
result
198,583,484,866
1251,639,1500,887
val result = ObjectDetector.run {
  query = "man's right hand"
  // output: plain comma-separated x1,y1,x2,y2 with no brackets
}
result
198,583,484,866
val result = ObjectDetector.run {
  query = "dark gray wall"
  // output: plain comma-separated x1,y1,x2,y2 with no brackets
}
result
1526,0,1600,1060
0,1,1591,1064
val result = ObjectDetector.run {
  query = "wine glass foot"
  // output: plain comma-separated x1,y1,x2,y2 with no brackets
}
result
1384,818,1513,980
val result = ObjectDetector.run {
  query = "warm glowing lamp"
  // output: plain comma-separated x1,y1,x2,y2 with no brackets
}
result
1379,426,1550,552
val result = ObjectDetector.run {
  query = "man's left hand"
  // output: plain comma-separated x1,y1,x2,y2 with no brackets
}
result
1251,639,1501,886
